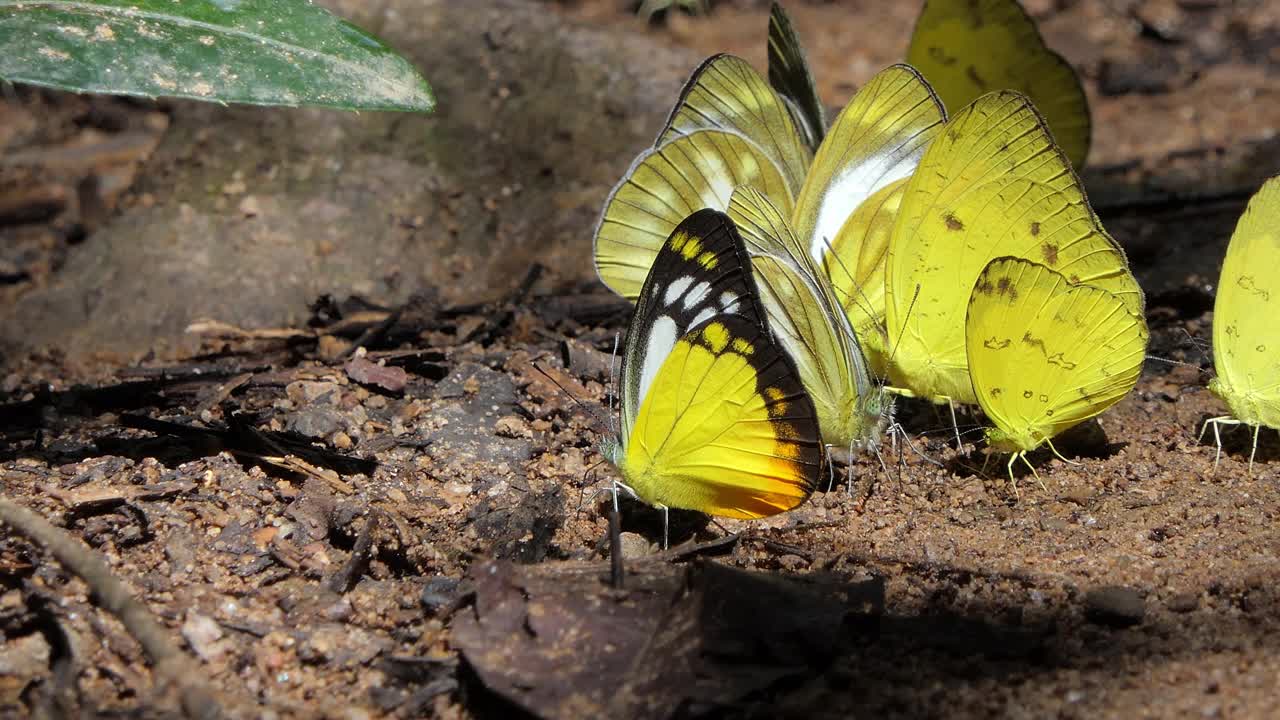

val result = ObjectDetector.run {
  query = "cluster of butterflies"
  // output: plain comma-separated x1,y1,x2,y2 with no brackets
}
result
591,0,1280,522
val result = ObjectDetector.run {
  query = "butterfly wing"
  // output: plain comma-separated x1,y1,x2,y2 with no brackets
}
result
884,91,1141,405
658,53,811,197
1210,176,1280,429
767,2,826,151
621,208,763,438
907,0,1090,168
728,186,883,450
595,130,795,300
967,257,1147,453
786,65,945,372
793,64,945,266
824,177,907,377
616,209,822,518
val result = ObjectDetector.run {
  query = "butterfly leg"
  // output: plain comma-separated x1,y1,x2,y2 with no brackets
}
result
1004,454,1020,499
824,444,837,494
660,504,670,550
1249,424,1261,476
1022,453,1047,492
949,399,963,449
1045,439,1080,467
1198,416,1238,473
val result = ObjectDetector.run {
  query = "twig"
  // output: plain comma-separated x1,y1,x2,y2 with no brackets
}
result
326,512,379,593
0,497,222,719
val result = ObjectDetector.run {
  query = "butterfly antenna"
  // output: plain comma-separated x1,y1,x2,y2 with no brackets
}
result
886,284,922,372
1145,353,1209,376
819,235,881,331
530,358,612,433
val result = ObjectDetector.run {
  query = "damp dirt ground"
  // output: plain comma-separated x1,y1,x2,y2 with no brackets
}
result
3,1,1280,718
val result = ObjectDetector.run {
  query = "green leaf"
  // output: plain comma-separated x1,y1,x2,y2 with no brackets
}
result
0,0,434,112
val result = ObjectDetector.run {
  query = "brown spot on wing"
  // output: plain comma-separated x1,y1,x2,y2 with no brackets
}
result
944,212,964,231
1030,221,1041,236
1041,242,1059,265
966,65,987,90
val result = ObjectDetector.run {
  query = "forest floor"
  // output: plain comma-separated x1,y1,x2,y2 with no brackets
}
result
3,0,1280,718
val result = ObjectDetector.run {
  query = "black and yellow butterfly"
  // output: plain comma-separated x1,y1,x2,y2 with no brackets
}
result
602,209,823,519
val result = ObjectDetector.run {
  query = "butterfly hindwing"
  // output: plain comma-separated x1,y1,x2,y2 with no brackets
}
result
623,313,823,518
614,208,822,518
595,130,795,301
967,257,1147,454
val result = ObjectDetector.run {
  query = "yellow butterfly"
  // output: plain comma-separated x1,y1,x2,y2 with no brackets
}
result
883,91,1142,414
968,257,1148,485
1200,176,1280,472
603,208,823,520
907,0,1091,169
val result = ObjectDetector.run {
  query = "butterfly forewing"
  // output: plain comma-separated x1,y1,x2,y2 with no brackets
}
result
766,2,826,151
907,0,1090,168
621,209,767,440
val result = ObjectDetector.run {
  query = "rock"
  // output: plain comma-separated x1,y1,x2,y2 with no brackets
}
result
1084,585,1146,627
181,611,229,662
0,0,700,359
1167,591,1200,613
420,576,461,614
618,532,652,559
284,407,347,439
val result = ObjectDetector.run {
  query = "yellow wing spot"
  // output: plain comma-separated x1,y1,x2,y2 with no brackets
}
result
1041,242,1059,265
1257,344,1267,353
696,250,719,270
944,212,965,231
990,388,1003,398
1023,390,1033,399
771,422,802,457
701,322,730,353
731,337,755,355
1030,221,1041,236
1046,408,1055,416
765,387,786,402
1039,393,1049,403
668,231,689,253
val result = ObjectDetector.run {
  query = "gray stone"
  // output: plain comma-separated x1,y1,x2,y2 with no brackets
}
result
1084,585,1146,627
0,0,699,359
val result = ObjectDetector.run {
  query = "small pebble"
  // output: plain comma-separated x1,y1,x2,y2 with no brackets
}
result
1084,585,1145,627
